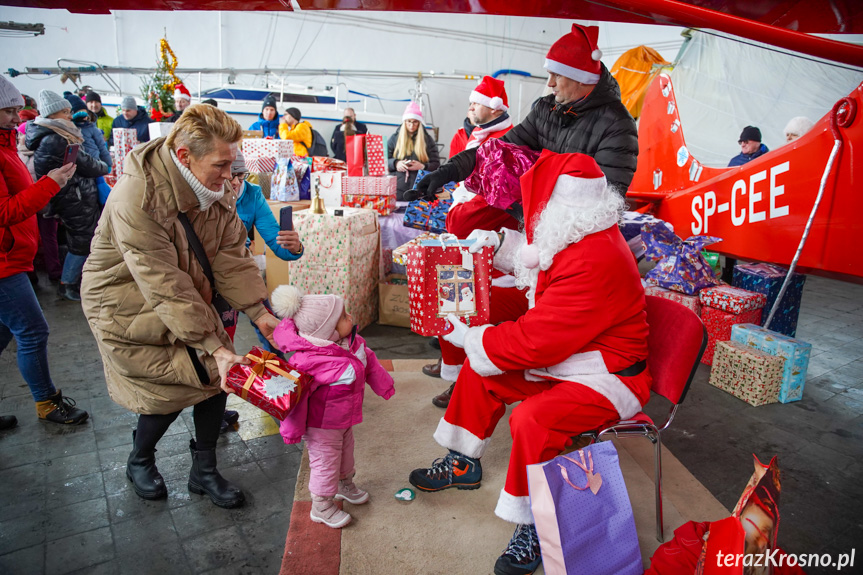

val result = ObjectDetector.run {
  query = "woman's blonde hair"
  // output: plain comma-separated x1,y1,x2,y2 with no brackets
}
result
166,104,242,157
393,121,428,163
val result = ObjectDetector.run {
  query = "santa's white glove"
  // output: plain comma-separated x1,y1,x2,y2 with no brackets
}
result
442,313,468,348
466,229,500,254
450,183,476,206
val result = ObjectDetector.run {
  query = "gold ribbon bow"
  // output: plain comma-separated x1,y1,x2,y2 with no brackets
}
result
241,349,295,401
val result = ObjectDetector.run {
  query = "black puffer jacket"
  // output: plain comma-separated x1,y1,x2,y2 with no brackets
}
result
445,64,638,193
26,122,109,255
387,128,441,200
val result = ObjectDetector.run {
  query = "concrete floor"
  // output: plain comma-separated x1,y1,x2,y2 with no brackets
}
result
0,273,861,574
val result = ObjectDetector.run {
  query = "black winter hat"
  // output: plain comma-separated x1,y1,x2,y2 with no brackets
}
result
64,93,87,113
85,91,102,103
285,107,302,121
738,125,762,143
262,96,278,112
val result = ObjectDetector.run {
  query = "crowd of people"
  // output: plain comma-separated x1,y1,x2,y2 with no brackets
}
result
0,20,820,575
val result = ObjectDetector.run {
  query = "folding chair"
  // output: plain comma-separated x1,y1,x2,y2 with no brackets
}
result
581,295,707,541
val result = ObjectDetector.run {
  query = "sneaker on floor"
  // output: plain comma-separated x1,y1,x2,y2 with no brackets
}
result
310,495,352,528
494,524,542,575
409,450,481,492
35,390,89,425
335,476,369,505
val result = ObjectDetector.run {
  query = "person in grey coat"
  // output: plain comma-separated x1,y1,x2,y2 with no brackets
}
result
413,23,638,203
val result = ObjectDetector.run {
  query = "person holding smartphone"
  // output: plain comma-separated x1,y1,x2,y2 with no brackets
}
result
26,90,109,301
387,102,440,201
0,76,90,428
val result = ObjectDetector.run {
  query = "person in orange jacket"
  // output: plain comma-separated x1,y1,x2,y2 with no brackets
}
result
278,107,313,157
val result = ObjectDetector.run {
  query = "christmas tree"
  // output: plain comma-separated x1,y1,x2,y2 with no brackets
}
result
140,38,181,122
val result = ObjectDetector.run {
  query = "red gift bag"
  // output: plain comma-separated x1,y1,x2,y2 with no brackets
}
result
405,235,492,336
345,134,366,177
225,347,311,420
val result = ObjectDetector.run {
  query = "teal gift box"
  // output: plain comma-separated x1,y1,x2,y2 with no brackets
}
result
730,323,812,403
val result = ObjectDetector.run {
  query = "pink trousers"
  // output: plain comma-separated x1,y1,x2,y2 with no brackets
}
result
304,426,356,498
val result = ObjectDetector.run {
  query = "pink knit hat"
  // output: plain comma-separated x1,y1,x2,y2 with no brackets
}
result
402,101,423,123
270,285,345,342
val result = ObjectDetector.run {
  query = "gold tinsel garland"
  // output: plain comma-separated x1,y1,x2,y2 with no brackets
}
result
159,38,181,91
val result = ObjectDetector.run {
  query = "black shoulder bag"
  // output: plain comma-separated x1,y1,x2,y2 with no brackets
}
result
177,212,238,330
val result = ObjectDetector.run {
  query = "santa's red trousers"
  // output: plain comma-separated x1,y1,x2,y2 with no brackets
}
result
444,361,619,498
439,285,528,374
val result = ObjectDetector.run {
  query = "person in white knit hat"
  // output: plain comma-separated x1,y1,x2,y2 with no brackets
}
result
270,285,395,529
784,116,814,143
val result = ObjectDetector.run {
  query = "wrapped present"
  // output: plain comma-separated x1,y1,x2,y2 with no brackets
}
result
242,138,294,159
289,207,380,329
245,156,277,173
247,172,273,198
342,193,396,216
701,250,721,277
645,285,701,316
112,128,138,178
310,171,343,208
403,197,453,234
271,158,299,202
708,340,784,406
701,306,762,365
699,285,766,315
312,156,347,173
341,175,397,197
392,232,439,266
366,134,387,176
643,222,720,295
464,139,541,210
732,263,806,337
225,347,311,420
619,212,666,242
731,323,812,403
405,236,492,336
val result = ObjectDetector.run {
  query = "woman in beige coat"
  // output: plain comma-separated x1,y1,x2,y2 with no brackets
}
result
81,104,281,508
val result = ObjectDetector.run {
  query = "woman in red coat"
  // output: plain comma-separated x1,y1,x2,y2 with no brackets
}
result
0,76,88,427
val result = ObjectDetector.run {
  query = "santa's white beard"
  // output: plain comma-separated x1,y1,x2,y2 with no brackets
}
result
513,190,624,301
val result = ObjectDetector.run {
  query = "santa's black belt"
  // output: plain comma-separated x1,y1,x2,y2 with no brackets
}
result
613,360,647,377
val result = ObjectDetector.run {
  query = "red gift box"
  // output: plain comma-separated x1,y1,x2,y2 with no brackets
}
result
225,347,311,420
341,175,397,196
701,307,763,366
645,285,701,316
342,193,396,216
405,237,492,336
312,156,348,173
366,134,387,176
244,156,277,173
699,285,766,315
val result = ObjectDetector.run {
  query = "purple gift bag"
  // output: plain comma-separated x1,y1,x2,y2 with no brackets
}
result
464,139,540,209
527,441,642,575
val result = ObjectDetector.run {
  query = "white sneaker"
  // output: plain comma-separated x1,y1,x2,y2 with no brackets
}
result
335,477,370,505
310,495,352,528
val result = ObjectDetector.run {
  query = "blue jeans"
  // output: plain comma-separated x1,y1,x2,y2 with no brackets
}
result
60,253,88,285
0,273,57,401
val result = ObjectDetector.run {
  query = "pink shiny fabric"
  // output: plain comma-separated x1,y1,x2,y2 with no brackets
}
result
464,139,540,210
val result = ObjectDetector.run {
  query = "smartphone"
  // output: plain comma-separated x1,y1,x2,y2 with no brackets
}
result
63,143,80,166
279,206,293,231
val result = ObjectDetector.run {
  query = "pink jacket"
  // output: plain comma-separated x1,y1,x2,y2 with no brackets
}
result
274,318,395,444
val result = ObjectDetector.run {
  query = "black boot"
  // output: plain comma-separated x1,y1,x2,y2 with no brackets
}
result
188,439,245,508
126,430,168,500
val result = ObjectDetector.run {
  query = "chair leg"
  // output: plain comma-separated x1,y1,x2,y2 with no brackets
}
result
654,430,664,542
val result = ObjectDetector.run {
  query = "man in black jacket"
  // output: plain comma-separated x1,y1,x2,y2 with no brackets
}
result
413,23,638,201
330,107,368,161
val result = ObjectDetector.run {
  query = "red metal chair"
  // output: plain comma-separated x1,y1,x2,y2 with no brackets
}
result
581,295,707,542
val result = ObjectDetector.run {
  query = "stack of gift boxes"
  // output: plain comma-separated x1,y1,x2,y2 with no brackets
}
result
107,128,139,186
242,139,295,199
338,134,397,216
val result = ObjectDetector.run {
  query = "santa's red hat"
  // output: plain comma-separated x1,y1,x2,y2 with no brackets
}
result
174,83,191,102
470,76,508,111
544,23,603,85
520,151,607,244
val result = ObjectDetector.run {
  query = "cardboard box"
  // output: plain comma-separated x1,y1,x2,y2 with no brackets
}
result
379,275,410,328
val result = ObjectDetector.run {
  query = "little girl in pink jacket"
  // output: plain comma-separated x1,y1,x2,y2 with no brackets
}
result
271,285,395,528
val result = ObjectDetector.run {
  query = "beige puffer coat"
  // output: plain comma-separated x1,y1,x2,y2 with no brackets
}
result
81,138,268,415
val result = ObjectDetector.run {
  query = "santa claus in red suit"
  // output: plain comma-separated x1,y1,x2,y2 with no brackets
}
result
409,152,651,575
449,75,513,157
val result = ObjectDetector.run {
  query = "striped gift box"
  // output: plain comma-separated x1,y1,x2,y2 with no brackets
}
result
244,156,277,173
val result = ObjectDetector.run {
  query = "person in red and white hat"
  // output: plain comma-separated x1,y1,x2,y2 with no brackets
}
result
167,83,192,122
416,22,637,198
449,75,513,157
409,152,651,575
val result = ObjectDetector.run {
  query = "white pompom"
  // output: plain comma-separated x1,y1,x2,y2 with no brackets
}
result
489,96,503,110
270,285,302,319
521,243,540,269
591,49,603,61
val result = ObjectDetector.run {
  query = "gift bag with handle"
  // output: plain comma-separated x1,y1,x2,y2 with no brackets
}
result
527,441,642,575
345,134,366,177
271,157,300,202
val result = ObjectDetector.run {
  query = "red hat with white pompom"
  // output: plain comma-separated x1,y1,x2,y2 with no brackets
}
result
469,76,508,112
174,83,191,102
544,23,603,85
518,151,607,269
